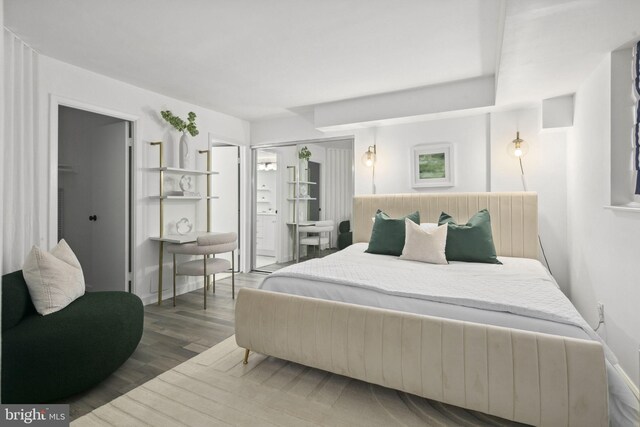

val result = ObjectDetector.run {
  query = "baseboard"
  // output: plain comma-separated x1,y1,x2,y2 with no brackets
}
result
138,273,228,305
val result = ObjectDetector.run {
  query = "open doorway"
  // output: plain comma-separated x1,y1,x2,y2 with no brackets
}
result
254,149,279,270
210,142,241,274
58,106,132,292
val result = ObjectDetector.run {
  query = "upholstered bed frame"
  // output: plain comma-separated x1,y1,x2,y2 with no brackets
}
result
236,192,608,426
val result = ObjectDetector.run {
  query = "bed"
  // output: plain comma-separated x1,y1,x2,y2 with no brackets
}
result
236,192,638,426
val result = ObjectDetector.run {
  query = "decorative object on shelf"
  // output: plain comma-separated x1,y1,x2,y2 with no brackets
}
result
257,162,277,171
298,146,311,161
175,217,193,235
179,133,190,169
411,143,454,188
299,185,308,197
160,110,199,168
179,175,194,192
160,110,199,136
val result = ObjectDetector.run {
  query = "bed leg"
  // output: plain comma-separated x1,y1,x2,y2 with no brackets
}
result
243,349,250,364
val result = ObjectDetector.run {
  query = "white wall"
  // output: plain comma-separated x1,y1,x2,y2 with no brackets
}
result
372,115,489,194
490,108,569,291
568,53,640,387
252,112,490,196
35,54,250,304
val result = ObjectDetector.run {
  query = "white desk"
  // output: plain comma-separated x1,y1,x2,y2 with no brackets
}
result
149,232,208,303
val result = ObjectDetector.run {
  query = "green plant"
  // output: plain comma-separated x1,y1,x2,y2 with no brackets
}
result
160,110,199,137
298,146,311,161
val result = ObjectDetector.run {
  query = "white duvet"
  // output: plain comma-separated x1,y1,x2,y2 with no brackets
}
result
260,243,639,426
266,244,598,345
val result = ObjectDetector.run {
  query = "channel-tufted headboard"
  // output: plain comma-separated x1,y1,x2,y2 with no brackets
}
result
353,192,539,259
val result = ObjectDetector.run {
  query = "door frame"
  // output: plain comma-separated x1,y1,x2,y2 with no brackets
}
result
49,95,139,293
209,133,247,273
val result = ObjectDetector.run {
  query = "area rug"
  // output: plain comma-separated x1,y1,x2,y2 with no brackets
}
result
73,336,523,426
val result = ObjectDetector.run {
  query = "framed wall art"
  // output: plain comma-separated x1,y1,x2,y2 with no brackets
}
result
411,143,454,188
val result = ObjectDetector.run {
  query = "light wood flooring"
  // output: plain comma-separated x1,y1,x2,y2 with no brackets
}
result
64,272,266,421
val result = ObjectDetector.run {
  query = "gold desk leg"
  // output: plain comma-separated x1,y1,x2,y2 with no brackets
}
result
203,255,207,310
172,253,176,307
243,349,250,365
157,241,164,306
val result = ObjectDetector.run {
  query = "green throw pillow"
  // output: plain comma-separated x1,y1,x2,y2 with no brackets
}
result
366,210,420,256
438,209,501,264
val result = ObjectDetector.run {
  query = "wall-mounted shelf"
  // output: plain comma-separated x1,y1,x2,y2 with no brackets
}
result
287,181,316,185
149,141,215,306
151,195,203,200
257,188,271,191
154,167,219,175
287,197,316,201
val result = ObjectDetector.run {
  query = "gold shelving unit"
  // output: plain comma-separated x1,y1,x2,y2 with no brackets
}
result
149,141,218,305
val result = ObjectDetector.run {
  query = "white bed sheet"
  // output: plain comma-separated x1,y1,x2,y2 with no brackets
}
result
259,243,639,426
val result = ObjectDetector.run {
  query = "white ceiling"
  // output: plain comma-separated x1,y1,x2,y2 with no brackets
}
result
4,0,640,122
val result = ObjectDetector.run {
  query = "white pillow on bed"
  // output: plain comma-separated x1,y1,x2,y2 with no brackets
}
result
420,222,439,231
400,219,448,265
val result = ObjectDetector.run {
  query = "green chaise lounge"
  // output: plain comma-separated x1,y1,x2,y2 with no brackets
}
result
1,270,143,403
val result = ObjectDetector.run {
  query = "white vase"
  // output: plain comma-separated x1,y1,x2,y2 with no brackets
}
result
179,133,190,169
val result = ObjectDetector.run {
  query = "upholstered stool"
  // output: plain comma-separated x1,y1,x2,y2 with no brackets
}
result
299,220,334,259
166,231,237,309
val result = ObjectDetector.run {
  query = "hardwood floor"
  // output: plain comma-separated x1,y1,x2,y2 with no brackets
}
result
64,272,266,421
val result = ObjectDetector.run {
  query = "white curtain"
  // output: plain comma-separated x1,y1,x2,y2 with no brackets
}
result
325,148,354,248
3,30,44,273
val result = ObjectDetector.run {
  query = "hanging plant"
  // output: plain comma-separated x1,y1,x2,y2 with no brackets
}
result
160,110,199,137
298,146,311,161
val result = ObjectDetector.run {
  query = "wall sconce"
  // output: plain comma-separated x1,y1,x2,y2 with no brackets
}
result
362,144,377,194
507,131,529,158
361,145,376,167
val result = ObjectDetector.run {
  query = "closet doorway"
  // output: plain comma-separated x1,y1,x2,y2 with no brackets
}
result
251,137,354,272
58,106,132,292
210,141,241,273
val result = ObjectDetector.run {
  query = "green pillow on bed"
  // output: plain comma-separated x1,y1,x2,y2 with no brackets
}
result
366,210,420,256
438,209,501,264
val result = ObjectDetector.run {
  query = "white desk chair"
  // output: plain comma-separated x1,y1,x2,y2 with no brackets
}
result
298,220,334,260
166,232,237,309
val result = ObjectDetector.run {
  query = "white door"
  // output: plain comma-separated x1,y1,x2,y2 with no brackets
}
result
89,121,129,291
211,145,240,270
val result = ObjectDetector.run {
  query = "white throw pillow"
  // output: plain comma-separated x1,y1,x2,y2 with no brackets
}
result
22,239,86,315
420,222,439,231
400,219,448,265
